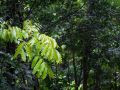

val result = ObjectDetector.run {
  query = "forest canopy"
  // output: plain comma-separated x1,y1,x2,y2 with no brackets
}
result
0,0,120,90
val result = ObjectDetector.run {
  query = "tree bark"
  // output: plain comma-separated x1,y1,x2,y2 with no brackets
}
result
94,64,101,90
67,58,70,90
72,52,78,90
82,49,89,90
82,0,97,89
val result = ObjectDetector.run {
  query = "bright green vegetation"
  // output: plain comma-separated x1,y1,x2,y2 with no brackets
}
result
0,20,62,79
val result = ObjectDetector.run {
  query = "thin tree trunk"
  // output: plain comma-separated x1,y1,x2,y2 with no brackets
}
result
83,54,89,90
94,64,101,90
114,72,117,90
82,0,97,89
72,52,78,90
55,64,58,90
67,58,70,90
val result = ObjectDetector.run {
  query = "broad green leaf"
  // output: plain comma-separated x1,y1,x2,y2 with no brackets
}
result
21,49,26,62
0,30,2,39
56,50,62,63
50,48,54,60
22,30,29,39
35,41,41,54
40,62,46,72
32,59,43,74
41,45,49,56
37,62,45,77
54,50,62,64
28,37,36,46
11,29,16,41
50,38,58,48
7,30,11,42
46,46,52,59
42,66,47,79
14,42,25,59
47,65,54,78
2,30,7,40
25,44,32,61
31,56,39,68
40,34,46,43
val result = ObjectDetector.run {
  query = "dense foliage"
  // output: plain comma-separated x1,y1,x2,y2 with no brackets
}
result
0,0,120,90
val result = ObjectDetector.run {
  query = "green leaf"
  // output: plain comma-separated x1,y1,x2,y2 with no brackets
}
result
39,34,46,43
14,42,25,59
22,30,29,39
32,59,43,74
2,30,7,40
0,31,2,39
42,66,47,79
46,46,52,59
21,49,26,62
54,50,62,64
47,65,54,78
7,30,11,42
25,44,33,61
41,45,49,56
50,38,58,48
56,50,62,63
49,48,54,60
28,37,36,46
11,29,16,40
38,62,45,76
35,41,41,54
31,56,39,68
